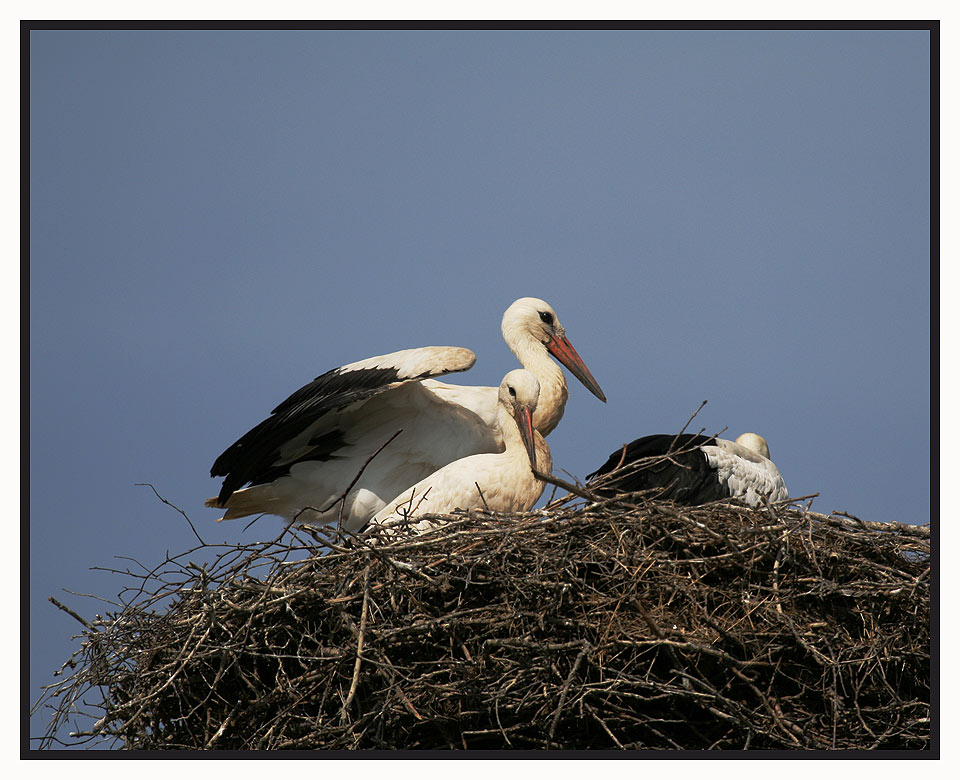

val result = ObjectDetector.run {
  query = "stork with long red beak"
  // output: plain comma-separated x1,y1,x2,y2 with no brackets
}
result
368,369,545,536
206,297,605,531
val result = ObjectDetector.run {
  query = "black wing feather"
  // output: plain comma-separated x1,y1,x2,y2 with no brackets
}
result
587,433,728,505
211,365,411,505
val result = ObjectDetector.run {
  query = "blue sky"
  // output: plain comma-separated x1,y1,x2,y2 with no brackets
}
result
28,29,930,746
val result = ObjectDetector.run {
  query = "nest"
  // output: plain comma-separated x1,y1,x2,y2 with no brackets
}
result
34,489,930,751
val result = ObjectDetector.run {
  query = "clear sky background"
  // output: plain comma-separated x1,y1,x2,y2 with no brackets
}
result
28,29,930,746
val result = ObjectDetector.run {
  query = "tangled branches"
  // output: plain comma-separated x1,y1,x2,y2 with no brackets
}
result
33,495,930,751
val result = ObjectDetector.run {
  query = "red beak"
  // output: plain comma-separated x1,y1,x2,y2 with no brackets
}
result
514,404,538,469
546,334,607,402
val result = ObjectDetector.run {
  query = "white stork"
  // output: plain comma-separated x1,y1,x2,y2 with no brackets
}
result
586,432,787,507
206,297,604,530
367,369,545,537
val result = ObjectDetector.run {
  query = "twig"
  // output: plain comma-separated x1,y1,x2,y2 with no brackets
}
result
48,597,92,630
612,443,628,471
340,562,372,722
668,399,709,452
548,639,591,741
475,482,489,511
532,469,602,503
827,512,930,538
135,483,205,545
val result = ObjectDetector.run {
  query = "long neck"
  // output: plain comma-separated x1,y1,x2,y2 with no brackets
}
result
506,333,568,436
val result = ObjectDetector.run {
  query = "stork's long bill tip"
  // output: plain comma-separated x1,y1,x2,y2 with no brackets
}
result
547,334,607,402
515,405,537,468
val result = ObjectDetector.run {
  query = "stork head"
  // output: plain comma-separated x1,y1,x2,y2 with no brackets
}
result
501,297,607,402
499,369,541,469
735,432,771,460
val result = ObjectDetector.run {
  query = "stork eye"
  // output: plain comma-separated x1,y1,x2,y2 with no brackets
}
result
508,386,517,398
538,311,554,325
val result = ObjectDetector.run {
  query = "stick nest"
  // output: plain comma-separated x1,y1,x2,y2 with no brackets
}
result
35,493,930,751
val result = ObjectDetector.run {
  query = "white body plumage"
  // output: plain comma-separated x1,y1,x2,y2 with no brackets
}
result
369,369,545,536
700,434,789,507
